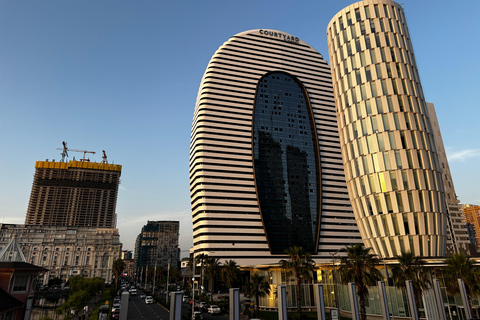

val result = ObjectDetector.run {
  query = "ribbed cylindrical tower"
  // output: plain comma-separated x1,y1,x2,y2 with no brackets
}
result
327,0,447,257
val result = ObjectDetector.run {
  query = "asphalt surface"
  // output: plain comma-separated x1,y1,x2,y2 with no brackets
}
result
127,296,229,320
127,296,169,320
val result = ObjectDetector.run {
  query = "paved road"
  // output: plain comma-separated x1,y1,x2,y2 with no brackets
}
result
126,294,230,320
127,296,170,320
180,301,229,320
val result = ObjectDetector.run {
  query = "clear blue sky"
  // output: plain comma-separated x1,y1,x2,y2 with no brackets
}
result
1,0,479,255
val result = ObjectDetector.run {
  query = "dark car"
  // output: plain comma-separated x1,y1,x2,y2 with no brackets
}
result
112,310,120,319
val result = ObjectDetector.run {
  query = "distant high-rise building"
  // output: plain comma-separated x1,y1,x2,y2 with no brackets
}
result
426,103,470,255
327,0,448,257
122,250,133,260
25,160,122,228
462,205,480,251
190,29,363,266
134,221,179,270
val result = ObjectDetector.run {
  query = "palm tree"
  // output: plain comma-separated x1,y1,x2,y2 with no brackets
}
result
279,246,315,320
169,267,181,284
112,258,125,291
222,260,240,288
338,244,381,320
444,253,480,311
392,251,431,317
204,257,221,303
196,253,208,293
186,256,194,291
244,272,271,318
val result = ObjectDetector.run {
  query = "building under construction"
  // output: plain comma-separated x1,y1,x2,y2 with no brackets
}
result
25,160,122,228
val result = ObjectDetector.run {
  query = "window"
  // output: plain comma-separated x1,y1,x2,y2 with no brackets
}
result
13,274,29,292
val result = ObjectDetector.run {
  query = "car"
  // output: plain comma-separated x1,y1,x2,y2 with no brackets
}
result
208,305,221,315
111,303,121,313
145,296,154,304
112,310,120,319
129,288,137,296
198,302,208,312
192,311,203,320
139,293,146,299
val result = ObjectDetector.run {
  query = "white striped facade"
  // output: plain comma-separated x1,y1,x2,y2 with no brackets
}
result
190,29,363,266
327,0,448,258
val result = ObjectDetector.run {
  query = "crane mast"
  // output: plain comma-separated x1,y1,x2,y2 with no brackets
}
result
57,141,97,162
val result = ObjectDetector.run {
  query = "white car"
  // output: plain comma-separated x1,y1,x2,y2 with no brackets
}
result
111,303,121,313
145,296,154,304
208,305,221,314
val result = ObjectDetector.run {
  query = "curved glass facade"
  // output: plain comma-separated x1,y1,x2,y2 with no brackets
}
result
191,29,363,265
327,0,447,257
253,72,319,254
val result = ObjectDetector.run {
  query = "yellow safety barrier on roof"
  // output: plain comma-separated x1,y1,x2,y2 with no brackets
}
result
35,160,122,172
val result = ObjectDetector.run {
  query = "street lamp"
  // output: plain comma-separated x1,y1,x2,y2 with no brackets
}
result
329,249,342,309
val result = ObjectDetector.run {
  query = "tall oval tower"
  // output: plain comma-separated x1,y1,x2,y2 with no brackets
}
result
327,0,447,257
190,29,363,265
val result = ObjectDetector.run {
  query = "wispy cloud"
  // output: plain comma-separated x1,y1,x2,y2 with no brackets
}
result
446,149,480,162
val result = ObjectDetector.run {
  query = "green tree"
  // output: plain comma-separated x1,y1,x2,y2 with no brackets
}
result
56,277,104,316
112,258,125,291
392,251,431,316
444,253,480,311
279,246,315,320
205,257,221,303
338,244,381,320
244,272,271,318
222,260,240,288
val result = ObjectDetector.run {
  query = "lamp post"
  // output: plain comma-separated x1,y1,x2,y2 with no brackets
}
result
329,249,342,310
192,254,197,320
153,262,157,297
166,262,170,304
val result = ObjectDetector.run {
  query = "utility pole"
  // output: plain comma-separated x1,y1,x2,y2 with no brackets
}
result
153,262,157,297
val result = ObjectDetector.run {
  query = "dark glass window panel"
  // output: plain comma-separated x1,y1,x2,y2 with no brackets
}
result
253,72,319,254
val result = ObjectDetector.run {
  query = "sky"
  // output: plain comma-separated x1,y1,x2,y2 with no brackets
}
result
1,0,479,257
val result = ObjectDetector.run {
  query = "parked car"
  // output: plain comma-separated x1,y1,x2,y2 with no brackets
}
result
192,311,203,320
208,305,221,315
112,310,120,319
111,303,121,313
198,302,209,312
145,296,154,304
